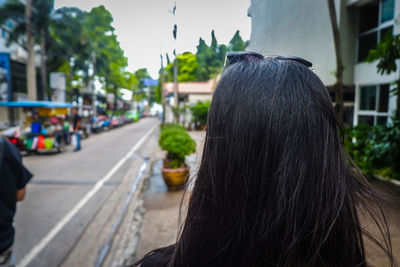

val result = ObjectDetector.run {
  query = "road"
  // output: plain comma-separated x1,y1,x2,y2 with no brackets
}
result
13,118,159,267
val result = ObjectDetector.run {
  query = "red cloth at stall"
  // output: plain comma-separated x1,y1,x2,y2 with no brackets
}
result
37,136,45,149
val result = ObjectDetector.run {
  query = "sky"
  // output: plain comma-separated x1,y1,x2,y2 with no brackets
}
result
54,0,252,78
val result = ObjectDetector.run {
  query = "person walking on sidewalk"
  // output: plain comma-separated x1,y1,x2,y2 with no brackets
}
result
134,52,393,267
0,138,33,267
72,107,82,152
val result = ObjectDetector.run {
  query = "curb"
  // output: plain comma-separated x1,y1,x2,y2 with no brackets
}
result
374,175,400,187
108,158,156,267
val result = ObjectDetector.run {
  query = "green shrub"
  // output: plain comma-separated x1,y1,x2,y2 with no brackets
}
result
344,118,400,180
189,101,211,130
344,124,374,174
159,124,196,168
160,123,185,131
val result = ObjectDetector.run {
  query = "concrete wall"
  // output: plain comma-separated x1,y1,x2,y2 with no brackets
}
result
187,94,212,105
0,106,9,129
248,0,399,125
247,0,342,85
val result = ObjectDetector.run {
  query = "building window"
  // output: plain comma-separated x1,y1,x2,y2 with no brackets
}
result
358,84,390,125
357,0,394,62
381,0,395,22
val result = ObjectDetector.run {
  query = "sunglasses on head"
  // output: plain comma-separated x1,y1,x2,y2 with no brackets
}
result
225,51,313,69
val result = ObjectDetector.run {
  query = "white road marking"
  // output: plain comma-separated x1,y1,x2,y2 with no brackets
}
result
17,124,158,267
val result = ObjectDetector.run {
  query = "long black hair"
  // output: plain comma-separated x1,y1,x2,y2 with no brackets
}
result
137,57,393,266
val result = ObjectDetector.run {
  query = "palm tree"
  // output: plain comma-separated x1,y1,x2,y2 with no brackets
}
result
0,0,54,100
34,0,54,100
49,7,88,94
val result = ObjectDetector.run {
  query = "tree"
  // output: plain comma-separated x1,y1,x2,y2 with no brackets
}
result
82,6,126,113
134,68,151,101
327,0,344,124
48,7,87,94
0,0,55,100
229,30,246,52
211,30,218,50
25,0,37,100
161,30,247,83
195,31,225,81
218,44,228,64
366,32,400,119
0,0,36,99
135,68,151,87
166,53,171,65
195,37,211,81
165,52,198,82
125,72,138,92
98,33,128,111
35,0,54,100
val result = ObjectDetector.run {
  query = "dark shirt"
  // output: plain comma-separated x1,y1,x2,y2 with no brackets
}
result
73,114,81,131
0,138,32,253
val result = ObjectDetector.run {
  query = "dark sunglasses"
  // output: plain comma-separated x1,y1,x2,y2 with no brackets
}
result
225,51,313,69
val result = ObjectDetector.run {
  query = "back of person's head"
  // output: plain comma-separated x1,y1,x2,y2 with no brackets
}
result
167,57,393,267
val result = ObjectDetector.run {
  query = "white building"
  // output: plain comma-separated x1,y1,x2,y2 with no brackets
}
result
164,80,214,105
247,0,398,126
163,80,215,124
0,0,27,62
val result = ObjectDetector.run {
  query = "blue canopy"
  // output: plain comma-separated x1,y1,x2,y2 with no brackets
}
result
0,101,73,108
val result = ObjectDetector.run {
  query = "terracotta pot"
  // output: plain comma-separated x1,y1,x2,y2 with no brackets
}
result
163,159,171,168
161,165,190,191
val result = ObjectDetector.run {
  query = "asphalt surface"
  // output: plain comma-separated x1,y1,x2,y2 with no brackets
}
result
13,117,159,267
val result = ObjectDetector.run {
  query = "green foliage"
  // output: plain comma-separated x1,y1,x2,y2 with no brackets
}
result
155,83,162,104
365,32,400,118
195,31,225,81
229,30,246,52
165,52,198,82
0,0,55,97
0,0,54,48
125,72,138,91
344,125,375,173
133,68,152,101
163,30,247,83
48,7,87,77
189,101,210,129
159,124,196,168
161,123,185,131
362,29,400,181
1,1,140,106
344,118,400,180
176,52,198,82
365,29,398,75
135,68,151,86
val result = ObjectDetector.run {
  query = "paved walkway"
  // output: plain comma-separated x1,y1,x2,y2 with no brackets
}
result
133,131,204,262
365,179,400,266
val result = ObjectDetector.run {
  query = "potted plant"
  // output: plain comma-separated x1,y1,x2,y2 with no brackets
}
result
189,101,210,130
159,124,196,190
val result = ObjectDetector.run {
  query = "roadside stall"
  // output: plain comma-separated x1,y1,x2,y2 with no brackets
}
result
0,101,72,153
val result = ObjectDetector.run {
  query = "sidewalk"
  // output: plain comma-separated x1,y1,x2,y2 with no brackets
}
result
131,131,205,263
